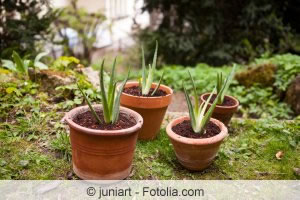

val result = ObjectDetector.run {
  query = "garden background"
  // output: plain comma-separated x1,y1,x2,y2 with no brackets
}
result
0,0,299,180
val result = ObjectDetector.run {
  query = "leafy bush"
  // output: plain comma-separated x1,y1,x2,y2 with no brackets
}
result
0,0,57,59
140,0,299,66
154,54,297,119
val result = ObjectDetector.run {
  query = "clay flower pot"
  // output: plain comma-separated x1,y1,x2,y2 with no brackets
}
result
120,81,173,140
166,116,228,171
200,93,239,126
65,105,143,180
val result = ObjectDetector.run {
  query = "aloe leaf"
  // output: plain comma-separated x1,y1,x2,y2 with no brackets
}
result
151,70,164,96
141,45,146,89
152,40,158,70
221,64,236,101
202,80,228,132
77,83,102,124
108,57,116,102
200,88,216,131
112,68,130,123
99,60,110,123
183,83,196,132
188,70,199,115
12,51,25,74
108,82,116,120
144,64,153,95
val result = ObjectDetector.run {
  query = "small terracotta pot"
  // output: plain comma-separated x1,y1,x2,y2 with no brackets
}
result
166,116,228,171
200,93,239,126
120,81,173,140
65,105,143,180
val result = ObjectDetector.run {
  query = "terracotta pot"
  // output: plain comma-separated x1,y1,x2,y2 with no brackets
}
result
65,105,143,180
166,116,228,171
200,93,239,126
120,81,173,140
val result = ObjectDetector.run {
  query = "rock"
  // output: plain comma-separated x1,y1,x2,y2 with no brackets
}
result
235,63,276,87
81,67,99,88
285,75,300,115
29,69,76,95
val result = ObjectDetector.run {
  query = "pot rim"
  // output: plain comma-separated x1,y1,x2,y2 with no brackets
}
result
120,81,173,99
65,104,143,136
200,93,239,109
166,116,228,145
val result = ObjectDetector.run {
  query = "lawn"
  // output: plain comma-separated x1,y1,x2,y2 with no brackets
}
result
1,111,299,180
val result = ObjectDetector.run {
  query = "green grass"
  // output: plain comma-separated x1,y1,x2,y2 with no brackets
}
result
133,118,300,180
2,112,298,180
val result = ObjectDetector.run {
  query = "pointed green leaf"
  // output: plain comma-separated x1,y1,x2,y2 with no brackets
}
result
35,52,48,63
151,40,158,70
188,70,199,115
183,82,196,132
112,68,130,123
12,51,25,74
77,83,102,124
151,70,164,96
99,60,110,123
141,45,146,88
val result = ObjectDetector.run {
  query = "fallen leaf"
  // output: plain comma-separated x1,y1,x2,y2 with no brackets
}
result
293,168,300,176
276,151,284,160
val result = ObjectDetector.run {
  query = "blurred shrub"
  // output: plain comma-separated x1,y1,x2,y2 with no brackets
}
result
0,0,57,59
154,54,298,119
52,0,106,66
140,0,299,66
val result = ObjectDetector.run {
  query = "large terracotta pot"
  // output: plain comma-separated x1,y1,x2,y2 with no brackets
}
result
120,81,173,140
200,93,239,126
166,116,228,171
65,105,143,180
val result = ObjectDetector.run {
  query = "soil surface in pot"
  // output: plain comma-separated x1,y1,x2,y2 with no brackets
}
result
203,94,236,106
123,86,167,97
172,120,220,139
73,111,136,130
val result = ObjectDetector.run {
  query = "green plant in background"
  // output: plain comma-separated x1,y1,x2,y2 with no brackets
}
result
52,56,80,71
78,58,130,124
0,0,57,59
216,65,236,104
183,71,228,134
1,51,48,76
139,41,164,96
52,0,106,65
140,0,299,66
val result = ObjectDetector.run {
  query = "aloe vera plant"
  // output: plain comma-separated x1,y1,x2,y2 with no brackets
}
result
139,41,164,96
78,58,130,124
183,70,229,134
216,65,236,104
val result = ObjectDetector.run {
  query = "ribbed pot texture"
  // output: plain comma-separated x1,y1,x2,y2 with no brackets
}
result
120,82,173,140
166,116,228,171
200,93,239,126
65,105,143,180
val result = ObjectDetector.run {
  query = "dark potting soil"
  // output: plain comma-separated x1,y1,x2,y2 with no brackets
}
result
203,94,236,106
123,86,167,97
73,110,136,130
172,120,221,139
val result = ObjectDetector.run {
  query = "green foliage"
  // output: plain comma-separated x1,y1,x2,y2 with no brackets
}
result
1,51,49,76
155,54,297,119
254,54,300,91
52,56,79,71
53,0,106,65
140,0,298,66
50,130,71,161
78,59,130,124
0,0,57,59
